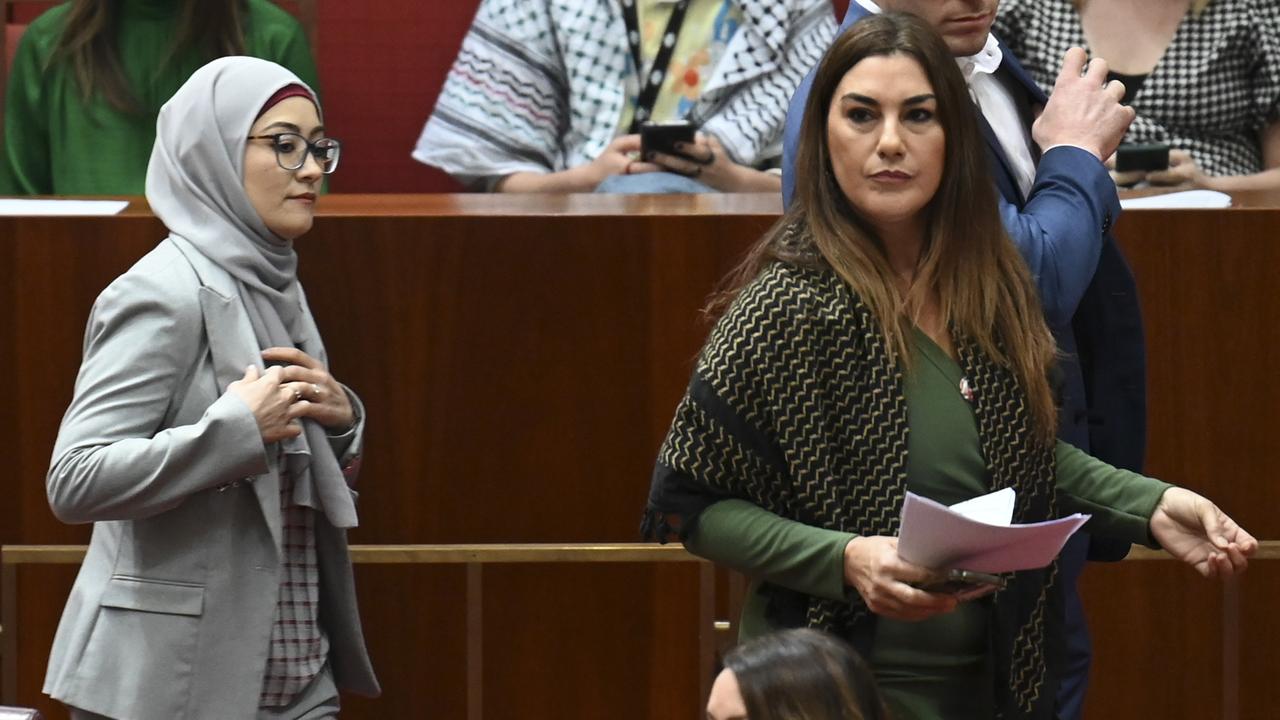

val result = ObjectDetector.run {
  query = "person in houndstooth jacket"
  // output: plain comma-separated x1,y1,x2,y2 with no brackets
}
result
997,0,1280,192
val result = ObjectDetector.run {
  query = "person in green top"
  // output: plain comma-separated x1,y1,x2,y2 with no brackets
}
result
0,0,319,196
643,13,1257,720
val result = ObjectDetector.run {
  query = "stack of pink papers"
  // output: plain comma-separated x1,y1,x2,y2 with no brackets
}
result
897,488,1089,573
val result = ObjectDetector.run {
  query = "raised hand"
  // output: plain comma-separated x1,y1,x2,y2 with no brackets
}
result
1033,47,1136,162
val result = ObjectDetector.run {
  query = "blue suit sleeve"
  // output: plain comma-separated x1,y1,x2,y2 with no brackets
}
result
1002,146,1120,327
781,67,812,208
783,5,864,208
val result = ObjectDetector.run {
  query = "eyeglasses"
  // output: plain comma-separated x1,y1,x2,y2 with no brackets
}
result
246,132,342,174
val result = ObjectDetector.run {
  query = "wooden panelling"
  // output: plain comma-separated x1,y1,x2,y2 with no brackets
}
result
1237,563,1280,714
0,195,768,720
1079,562,1223,717
3,192,1280,718
1115,208,1280,538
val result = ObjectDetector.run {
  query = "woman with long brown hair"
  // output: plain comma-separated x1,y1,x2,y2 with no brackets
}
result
644,12,1255,719
0,0,317,195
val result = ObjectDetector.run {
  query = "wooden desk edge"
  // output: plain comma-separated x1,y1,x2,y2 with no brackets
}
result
4,541,1278,565
0,543,705,565
6,190,1280,218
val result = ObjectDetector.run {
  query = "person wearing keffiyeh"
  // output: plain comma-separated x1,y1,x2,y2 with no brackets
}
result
645,13,1255,719
413,0,836,193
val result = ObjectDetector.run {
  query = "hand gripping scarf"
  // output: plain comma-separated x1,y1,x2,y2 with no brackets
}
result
644,230,1063,719
145,56,357,529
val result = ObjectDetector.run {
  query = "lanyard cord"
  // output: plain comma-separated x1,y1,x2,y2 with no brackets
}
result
619,0,693,132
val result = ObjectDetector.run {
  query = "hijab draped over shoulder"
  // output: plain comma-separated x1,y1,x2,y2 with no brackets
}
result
145,56,358,529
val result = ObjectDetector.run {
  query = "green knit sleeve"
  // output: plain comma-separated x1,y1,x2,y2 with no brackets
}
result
0,25,53,195
1055,441,1171,548
685,498,855,602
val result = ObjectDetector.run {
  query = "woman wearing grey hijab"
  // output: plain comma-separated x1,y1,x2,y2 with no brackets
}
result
43,56,378,720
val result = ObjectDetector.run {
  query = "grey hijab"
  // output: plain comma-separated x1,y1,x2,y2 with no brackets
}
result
146,56,357,528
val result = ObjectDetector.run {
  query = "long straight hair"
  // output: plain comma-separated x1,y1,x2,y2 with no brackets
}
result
49,0,248,114
714,12,1059,444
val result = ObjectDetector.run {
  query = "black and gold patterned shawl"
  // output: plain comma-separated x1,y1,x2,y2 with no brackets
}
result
643,259,1063,719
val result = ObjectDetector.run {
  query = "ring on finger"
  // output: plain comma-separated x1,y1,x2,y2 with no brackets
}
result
293,388,303,402
311,383,321,399
695,149,716,166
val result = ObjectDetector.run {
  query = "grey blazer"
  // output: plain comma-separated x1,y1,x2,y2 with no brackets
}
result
43,238,379,720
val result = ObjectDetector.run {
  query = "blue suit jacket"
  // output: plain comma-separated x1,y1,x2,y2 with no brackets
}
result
782,6,1146,481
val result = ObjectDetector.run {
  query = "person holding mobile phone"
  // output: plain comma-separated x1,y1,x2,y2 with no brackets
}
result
646,16,1255,719
997,0,1280,192
412,0,836,193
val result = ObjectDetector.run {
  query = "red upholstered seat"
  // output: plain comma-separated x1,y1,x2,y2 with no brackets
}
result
4,22,24,70
3,0,56,124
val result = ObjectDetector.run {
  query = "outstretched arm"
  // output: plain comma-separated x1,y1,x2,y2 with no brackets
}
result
1149,488,1257,578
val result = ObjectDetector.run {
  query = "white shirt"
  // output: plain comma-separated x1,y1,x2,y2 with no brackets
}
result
853,0,1038,197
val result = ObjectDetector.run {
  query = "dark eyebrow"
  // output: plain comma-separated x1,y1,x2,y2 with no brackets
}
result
261,121,326,137
840,92,936,107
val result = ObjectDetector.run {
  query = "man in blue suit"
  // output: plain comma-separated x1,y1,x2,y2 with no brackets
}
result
783,2,1145,718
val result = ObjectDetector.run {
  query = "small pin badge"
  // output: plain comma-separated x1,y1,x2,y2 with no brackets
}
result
959,377,975,403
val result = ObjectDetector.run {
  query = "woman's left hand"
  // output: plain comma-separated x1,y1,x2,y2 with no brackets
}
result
1145,149,1208,188
646,134,776,192
1149,487,1257,578
261,347,355,432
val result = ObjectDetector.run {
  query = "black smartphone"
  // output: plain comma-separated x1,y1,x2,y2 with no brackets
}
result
915,569,1007,596
640,121,696,159
1115,143,1170,173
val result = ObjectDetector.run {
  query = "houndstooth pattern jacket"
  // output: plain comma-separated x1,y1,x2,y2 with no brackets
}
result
996,0,1280,177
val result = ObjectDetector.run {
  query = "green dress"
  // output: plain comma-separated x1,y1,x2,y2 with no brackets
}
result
686,329,1170,719
0,0,319,195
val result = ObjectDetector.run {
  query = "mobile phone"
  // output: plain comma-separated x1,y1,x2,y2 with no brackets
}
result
915,569,1007,596
1115,143,1170,173
640,121,696,159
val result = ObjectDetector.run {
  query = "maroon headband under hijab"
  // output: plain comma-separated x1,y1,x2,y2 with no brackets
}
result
255,84,315,119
